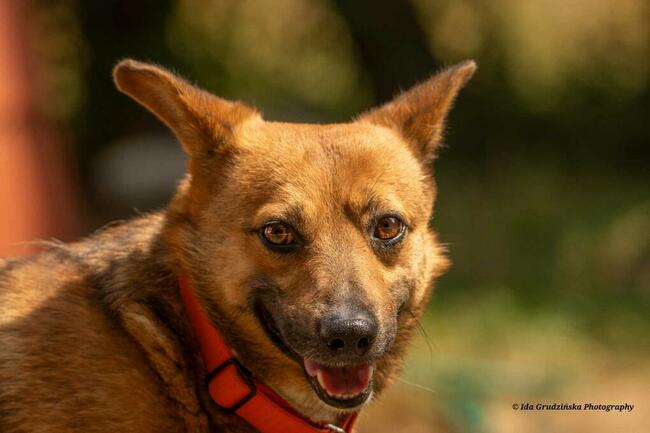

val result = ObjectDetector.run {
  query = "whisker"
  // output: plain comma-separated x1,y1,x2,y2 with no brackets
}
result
16,238,66,250
407,308,434,367
397,377,438,395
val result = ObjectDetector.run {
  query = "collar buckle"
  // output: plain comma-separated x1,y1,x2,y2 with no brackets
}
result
206,358,257,412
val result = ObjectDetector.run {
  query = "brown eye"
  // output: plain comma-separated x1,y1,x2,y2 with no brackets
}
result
373,216,404,241
262,222,295,246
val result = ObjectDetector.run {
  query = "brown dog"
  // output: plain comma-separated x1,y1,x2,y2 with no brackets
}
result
0,59,475,432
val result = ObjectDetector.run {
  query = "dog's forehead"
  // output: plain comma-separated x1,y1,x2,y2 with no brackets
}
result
235,120,423,179
228,120,432,220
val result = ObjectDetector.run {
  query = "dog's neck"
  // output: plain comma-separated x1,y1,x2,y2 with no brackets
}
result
179,272,358,432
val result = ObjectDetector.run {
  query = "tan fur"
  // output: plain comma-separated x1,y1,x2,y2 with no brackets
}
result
0,59,475,432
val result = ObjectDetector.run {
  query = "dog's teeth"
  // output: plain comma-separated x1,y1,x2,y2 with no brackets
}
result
332,391,357,400
316,370,326,390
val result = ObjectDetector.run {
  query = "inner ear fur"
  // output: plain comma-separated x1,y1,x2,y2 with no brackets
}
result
113,59,259,158
357,60,476,164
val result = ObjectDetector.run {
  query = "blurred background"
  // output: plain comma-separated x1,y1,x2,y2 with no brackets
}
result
0,1,648,431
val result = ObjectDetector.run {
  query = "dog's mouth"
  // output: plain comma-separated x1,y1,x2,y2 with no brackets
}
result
254,303,375,408
303,359,374,408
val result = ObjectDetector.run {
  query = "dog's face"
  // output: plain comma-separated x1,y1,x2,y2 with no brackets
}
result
114,60,474,421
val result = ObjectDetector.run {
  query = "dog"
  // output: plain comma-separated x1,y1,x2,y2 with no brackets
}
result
0,59,475,432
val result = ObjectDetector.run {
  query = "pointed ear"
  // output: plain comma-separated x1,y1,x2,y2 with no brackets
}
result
113,59,259,158
357,60,476,164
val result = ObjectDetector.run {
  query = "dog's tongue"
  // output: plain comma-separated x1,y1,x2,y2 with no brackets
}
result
304,359,373,398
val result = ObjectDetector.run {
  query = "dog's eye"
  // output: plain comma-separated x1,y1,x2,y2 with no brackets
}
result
373,216,404,241
261,222,295,246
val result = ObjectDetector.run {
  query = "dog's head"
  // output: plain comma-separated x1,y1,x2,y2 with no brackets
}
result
114,59,475,421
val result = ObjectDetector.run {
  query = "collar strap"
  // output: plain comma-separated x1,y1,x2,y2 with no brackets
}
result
179,274,358,433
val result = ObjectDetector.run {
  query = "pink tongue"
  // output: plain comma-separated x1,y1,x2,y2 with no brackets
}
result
304,359,373,397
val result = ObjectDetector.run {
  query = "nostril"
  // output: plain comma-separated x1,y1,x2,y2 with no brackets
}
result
328,337,345,351
356,337,370,354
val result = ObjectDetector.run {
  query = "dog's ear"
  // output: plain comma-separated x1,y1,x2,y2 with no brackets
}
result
113,59,259,158
357,60,476,164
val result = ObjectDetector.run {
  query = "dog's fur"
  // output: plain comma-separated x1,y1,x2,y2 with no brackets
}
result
0,59,475,432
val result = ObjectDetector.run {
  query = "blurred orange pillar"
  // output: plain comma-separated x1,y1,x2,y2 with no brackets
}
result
0,1,78,257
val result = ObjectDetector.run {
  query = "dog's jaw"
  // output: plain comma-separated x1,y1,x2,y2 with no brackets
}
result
253,301,376,410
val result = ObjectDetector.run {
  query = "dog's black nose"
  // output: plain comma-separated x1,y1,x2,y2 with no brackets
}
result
320,310,378,357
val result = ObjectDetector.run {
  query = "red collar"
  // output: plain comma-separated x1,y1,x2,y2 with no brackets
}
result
179,274,358,433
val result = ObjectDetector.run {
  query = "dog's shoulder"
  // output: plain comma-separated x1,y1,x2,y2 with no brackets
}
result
0,212,192,432
0,212,165,315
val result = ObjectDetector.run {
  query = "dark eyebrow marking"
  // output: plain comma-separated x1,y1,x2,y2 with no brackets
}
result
345,192,405,220
344,195,376,225
278,206,306,230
